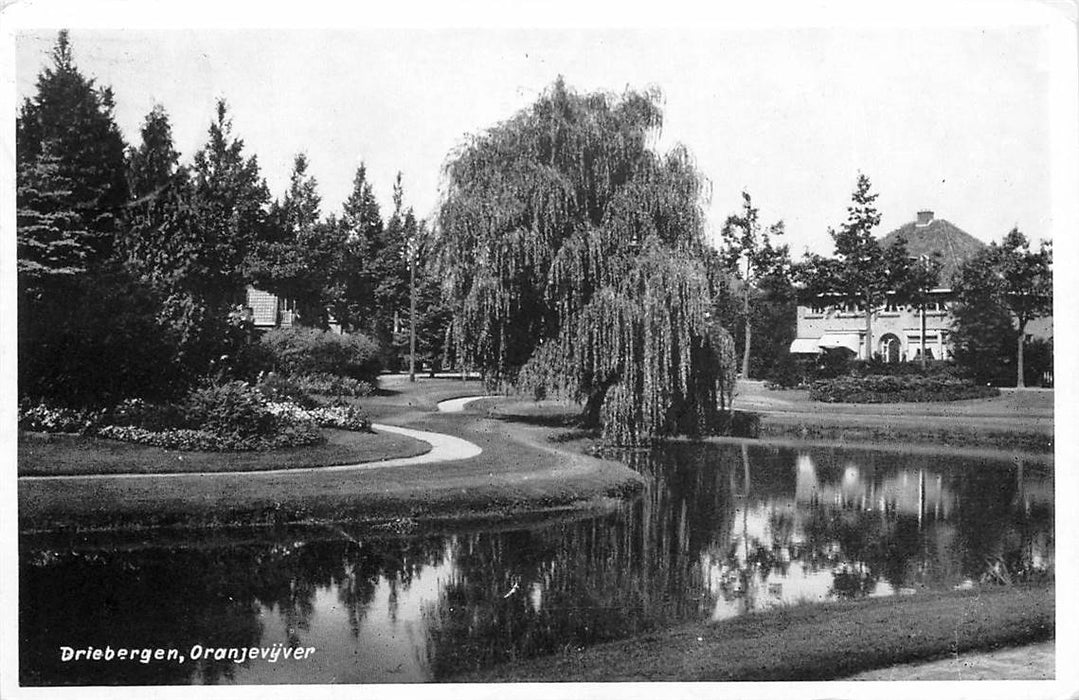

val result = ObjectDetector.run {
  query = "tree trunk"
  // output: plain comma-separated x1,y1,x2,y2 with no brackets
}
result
580,378,617,428
920,303,927,370
864,291,873,361
1016,321,1026,388
408,253,416,383
741,287,752,379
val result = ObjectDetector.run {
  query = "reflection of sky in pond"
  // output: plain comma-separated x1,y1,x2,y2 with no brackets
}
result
20,442,1053,685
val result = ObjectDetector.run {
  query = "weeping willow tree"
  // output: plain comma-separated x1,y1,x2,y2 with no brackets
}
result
434,78,735,444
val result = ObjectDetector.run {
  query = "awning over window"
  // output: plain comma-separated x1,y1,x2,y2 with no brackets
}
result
817,333,861,353
789,337,823,354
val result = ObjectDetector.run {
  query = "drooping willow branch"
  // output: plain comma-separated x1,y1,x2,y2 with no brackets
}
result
433,78,735,443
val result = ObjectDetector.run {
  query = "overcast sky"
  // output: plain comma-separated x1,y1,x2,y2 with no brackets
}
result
8,5,1070,258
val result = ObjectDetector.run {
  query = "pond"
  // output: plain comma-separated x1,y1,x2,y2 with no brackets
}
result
19,442,1053,685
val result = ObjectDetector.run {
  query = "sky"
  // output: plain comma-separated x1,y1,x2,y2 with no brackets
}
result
7,7,1068,257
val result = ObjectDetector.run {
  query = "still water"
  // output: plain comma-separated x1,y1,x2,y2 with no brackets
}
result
20,442,1053,684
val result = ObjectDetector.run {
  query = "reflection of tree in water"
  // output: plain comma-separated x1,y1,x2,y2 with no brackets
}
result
422,443,744,678
21,447,1053,684
332,536,445,636
21,544,264,685
20,533,447,686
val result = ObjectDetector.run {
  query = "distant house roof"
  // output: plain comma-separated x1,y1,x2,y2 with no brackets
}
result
246,287,280,327
879,212,985,286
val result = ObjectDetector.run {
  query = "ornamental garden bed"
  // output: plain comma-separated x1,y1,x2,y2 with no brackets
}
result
809,374,1000,403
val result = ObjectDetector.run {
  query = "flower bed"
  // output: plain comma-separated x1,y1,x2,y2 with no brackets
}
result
809,375,1000,403
94,424,323,451
18,380,373,452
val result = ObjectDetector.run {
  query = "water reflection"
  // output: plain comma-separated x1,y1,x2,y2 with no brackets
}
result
20,443,1053,684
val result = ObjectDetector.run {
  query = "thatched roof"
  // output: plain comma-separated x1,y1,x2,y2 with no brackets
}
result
880,213,985,286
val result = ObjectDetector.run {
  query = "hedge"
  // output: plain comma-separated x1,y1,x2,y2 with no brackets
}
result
809,375,1000,403
259,327,381,384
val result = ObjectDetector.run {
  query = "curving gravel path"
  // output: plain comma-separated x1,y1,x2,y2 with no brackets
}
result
17,422,482,481
436,395,490,413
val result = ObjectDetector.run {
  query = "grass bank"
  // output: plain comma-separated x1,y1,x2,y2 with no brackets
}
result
17,428,430,476
17,377,644,533
458,584,1054,682
737,382,1054,454
756,414,1054,453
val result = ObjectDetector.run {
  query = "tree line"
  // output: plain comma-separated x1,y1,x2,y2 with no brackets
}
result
17,31,451,406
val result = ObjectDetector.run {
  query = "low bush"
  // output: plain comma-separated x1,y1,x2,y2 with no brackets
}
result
279,372,376,398
764,354,808,389
260,327,381,384
847,359,961,378
809,375,999,403
254,372,320,409
104,398,188,431
184,381,282,438
18,400,103,435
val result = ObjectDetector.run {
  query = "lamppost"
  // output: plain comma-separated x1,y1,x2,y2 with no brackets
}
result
408,234,417,383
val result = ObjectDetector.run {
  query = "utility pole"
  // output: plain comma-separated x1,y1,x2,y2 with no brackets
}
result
408,237,417,382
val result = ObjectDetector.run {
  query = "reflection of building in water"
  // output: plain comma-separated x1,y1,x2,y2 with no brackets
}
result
794,454,953,520
701,451,1053,621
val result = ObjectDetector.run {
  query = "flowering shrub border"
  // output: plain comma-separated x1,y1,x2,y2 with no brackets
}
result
94,424,324,451
286,373,376,398
19,384,372,452
18,401,103,434
265,401,371,432
809,375,1000,403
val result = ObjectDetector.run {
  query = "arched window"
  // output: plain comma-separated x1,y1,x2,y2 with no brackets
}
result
879,334,901,363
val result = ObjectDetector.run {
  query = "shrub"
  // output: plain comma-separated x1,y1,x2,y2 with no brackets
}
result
260,327,381,384
1023,338,1053,388
847,359,961,378
183,381,282,438
254,372,320,408
809,375,999,403
274,372,376,398
299,373,376,397
765,354,807,389
18,270,188,405
104,398,188,431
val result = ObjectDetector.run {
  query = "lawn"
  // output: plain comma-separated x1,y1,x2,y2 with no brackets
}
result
17,428,430,477
459,584,1054,682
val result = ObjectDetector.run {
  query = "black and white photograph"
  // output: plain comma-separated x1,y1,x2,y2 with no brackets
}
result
2,1,1075,697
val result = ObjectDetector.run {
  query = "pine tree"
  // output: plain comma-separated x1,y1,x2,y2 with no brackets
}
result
335,163,384,331
372,173,416,362
17,30,128,267
804,173,912,360
126,104,181,200
16,143,91,286
250,153,347,327
189,99,272,304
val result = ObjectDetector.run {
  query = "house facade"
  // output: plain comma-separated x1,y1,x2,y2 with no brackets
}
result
243,286,347,334
244,287,298,330
792,288,955,362
789,210,1052,362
